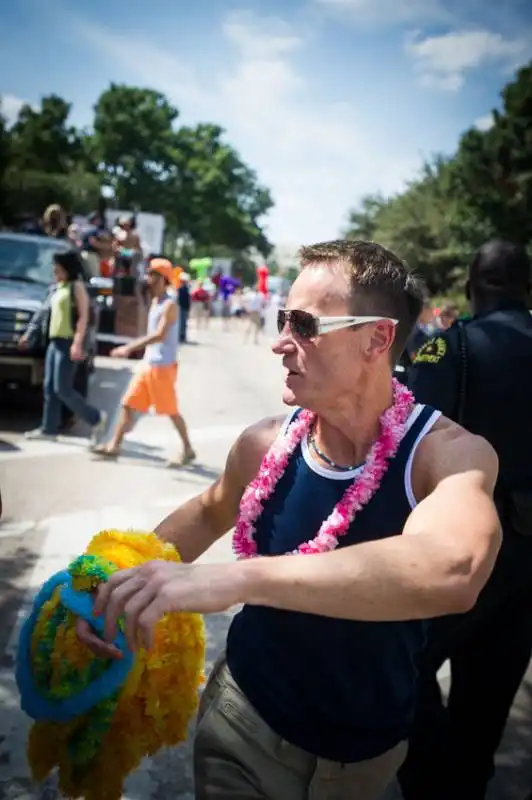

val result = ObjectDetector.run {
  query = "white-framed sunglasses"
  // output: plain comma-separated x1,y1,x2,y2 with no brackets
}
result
277,309,398,339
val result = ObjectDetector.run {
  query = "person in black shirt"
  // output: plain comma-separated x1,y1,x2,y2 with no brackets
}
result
395,296,436,376
178,274,191,343
399,240,532,800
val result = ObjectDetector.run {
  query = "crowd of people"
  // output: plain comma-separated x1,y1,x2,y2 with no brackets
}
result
15,203,274,464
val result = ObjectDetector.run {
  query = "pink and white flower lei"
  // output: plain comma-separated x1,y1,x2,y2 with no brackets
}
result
232,378,415,558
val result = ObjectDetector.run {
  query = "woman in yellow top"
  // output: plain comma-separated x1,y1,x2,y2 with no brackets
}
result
21,251,107,442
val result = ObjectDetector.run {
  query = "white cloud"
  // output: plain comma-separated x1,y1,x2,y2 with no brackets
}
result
406,29,528,91
62,9,417,246
475,113,494,131
314,0,449,25
0,94,26,126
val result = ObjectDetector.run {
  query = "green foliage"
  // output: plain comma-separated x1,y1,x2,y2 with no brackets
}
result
344,61,532,296
0,84,273,256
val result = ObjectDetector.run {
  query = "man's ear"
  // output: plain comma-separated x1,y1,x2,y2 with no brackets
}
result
365,321,396,362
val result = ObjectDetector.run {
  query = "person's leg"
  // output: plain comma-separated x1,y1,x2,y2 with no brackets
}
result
53,341,102,429
445,586,532,800
398,664,452,800
401,535,532,800
179,308,186,342
60,361,89,431
96,406,136,456
169,412,195,462
309,743,407,800
253,313,262,344
150,364,195,464
30,342,61,437
93,370,149,456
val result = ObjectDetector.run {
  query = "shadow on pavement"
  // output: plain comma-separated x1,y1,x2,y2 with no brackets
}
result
173,463,221,481
0,439,20,454
0,544,38,659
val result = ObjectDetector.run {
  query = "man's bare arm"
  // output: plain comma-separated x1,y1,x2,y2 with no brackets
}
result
154,449,244,562
239,425,502,621
76,417,281,656
154,416,282,561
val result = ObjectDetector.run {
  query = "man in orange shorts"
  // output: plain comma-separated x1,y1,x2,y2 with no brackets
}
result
94,259,196,465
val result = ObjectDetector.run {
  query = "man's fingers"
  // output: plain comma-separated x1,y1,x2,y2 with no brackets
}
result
93,568,135,615
123,584,158,651
102,575,148,643
138,599,167,651
75,617,122,660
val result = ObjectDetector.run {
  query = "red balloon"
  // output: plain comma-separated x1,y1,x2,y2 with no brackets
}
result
257,264,269,295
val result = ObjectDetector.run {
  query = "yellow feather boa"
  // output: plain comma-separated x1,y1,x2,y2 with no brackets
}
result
22,529,205,800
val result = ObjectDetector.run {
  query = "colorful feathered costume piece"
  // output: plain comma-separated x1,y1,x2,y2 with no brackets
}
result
16,530,205,800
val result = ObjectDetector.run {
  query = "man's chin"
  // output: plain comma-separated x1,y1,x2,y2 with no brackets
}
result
282,387,298,407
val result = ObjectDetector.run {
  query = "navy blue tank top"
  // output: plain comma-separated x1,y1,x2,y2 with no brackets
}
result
226,403,441,763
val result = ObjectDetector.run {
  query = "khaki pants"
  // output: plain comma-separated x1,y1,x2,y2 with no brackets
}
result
194,657,407,800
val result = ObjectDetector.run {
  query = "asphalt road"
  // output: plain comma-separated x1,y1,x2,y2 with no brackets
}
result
0,315,530,799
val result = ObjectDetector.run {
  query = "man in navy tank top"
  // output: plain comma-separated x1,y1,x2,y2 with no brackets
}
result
79,240,502,800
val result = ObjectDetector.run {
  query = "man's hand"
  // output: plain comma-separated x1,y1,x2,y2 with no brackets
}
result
18,335,29,350
110,345,130,359
86,560,246,654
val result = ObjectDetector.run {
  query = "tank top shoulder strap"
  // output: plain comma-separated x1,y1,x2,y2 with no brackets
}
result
279,407,304,437
402,404,442,508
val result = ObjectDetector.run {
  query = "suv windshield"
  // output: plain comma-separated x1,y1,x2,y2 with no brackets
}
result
0,236,71,285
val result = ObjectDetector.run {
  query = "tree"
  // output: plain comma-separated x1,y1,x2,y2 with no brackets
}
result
8,95,84,174
344,194,386,240
91,86,273,255
0,111,11,222
92,84,179,210
163,122,273,255
3,95,100,217
1,83,274,253
343,60,532,296
449,63,532,246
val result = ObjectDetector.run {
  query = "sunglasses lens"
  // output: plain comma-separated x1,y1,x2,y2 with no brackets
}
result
293,310,316,338
278,310,317,338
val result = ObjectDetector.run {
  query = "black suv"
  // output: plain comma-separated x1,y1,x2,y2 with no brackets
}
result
0,232,99,405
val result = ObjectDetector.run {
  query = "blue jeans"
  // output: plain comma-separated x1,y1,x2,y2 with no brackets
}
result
42,338,101,434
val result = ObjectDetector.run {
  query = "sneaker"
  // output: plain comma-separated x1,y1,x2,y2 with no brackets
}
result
90,411,108,446
24,429,57,441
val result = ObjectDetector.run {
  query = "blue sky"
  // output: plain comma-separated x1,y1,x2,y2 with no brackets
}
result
1,0,531,250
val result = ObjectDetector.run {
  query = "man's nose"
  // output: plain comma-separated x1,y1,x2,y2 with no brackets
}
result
272,327,296,355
